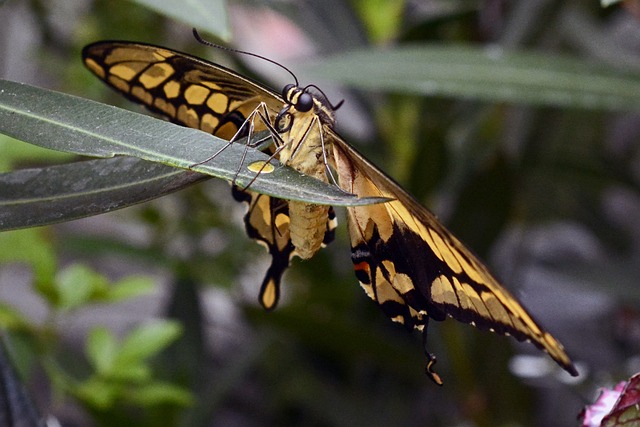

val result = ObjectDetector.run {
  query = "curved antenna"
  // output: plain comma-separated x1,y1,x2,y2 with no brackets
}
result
192,28,299,87
305,84,344,111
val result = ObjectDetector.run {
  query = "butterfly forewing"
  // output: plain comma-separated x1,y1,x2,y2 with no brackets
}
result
83,41,283,139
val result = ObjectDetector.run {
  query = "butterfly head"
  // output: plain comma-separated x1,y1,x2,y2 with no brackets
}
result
276,84,343,133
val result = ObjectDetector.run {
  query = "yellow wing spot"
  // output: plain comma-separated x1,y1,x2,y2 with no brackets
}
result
431,275,458,306
460,282,491,319
176,104,199,128
274,212,290,229
106,46,170,64
200,113,219,134
381,259,419,295
108,75,129,93
184,84,210,105
358,281,375,300
450,246,485,284
152,49,173,60
247,161,275,173
131,86,153,105
451,277,474,311
260,279,277,310
392,201,430,239
480,291,513,328
84,58,105,79
228,99,247,112
429,229,460,269
393,273,415,295
207,92,229,114
139,62,175,89
375,268,404,306
163,80,181,99
381,260,395,276
200,81,222,91
154,98,176,118
110,63,142,81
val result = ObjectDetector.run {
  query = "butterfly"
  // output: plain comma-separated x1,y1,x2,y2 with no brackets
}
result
82,35,578,384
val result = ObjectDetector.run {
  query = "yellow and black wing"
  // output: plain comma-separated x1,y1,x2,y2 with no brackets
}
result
83,40,577,382
82,42,309,309
231,186,337,310
82,41,283,139
330,128,577,382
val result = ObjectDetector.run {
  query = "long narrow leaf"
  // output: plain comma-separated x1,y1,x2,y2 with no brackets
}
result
303,45,640,111
0,157,207,231
0,79,385,206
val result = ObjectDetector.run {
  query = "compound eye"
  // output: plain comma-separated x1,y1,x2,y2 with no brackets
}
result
282,84,295,101
296,92,313,112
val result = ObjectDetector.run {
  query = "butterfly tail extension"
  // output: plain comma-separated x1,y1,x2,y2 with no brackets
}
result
422,323,444,386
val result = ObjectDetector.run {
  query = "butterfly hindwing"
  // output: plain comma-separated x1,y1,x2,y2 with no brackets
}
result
232,186,337,310
330,129,577,377
231,187,294,310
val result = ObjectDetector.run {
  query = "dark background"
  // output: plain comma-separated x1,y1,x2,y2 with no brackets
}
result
1,0,638,426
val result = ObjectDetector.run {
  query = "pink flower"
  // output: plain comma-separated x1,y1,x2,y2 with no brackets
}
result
581,374,640,427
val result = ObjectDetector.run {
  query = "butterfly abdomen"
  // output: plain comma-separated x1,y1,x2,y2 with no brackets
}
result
288,202,330,259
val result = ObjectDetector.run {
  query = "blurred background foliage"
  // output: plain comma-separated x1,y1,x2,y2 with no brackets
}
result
1,0,640,426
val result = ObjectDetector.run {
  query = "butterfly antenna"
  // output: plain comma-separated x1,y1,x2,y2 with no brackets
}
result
192,28,299,86
305,84,344,110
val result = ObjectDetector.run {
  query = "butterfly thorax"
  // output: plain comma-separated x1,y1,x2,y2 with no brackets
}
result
273,85,337,259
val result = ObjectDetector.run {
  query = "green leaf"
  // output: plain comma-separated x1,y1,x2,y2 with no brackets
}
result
303,45,640,111
114,321,182,367
54,264,109,310
87,327,118,375
0,229,57,285
129,0,229,40
0,79,386,207
0,303,30,330
0,157,209,231
0,134,74,173
128,382,193,406
105,276,155,303
73,376,121,409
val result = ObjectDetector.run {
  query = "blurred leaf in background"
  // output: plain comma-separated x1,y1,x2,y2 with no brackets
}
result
1,0,640,426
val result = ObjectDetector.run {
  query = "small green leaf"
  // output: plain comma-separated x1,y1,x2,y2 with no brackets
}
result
114,321,182,367
106,364,150,382
128,382,193,406
87,327,117,375
54,264,109,311
0,229,57,287
73,376,121,409
105,276,155,302
0,303,30,330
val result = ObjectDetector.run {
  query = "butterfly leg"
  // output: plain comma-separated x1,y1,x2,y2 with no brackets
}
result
422,323,444,386
190,102,275,174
